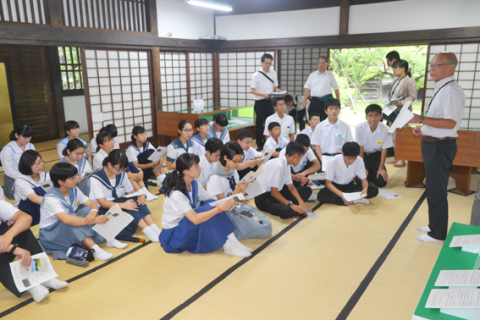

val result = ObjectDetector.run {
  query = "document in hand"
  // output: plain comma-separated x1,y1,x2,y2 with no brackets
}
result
209,193,246,207
382,104,397,116
10,252,58,292
308,172,327,181
343,192,367,202
245,180,266,199
92,204,134,241
261,148,275,164
240,164,264,184
384,96,404,107
147,146,168,162
388,101,414,133
83,169,100,181
40,180,54,192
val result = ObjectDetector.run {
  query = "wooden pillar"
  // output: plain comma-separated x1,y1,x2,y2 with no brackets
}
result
340,0,350,36
146,0,158,36
47,46,65,138
44,0,64,28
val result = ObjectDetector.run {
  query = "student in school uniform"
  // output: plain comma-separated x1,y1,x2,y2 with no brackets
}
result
285,94,306,132
0,124,35,200
56,120,90,160
235,129,264,180
255,142,312,219
209,114,230,144
61,138,92,197
300,113,321,141
90,124,120,158
264,97,296,142
355,104,393,188
14,150,49,226
159,153,252,258
0,200,68,303
311,99,353,170
317,142,379,206
264,122,290,158
191,118,212,157
198,137,223,189
90,150,161,243
39,162,116,261
126,126,165,184
166,120,195,170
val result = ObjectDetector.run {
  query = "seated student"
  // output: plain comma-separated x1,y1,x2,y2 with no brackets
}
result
159,153,252,258
0,200,68,303
198,137,223,189
355,104,393,188
126,126,165,184
207,142,272,240
235,129,264,180
264,122,289,158
90,124,120,157
0,124,35,200
14,150,49,226
285,94,306,131
166,120,195,170
300,112,321,141
90,150,161,243
317,142,379,206
209,113,230,144
93,132,114,171
255,142,312,219
311,99,353,170
264,97,296,142
39,162,116,261
61,138,92,197
191,118,212,157
56,120,90,160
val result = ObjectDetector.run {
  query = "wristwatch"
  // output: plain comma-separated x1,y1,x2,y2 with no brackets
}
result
9,243,19,254
287,201,293,207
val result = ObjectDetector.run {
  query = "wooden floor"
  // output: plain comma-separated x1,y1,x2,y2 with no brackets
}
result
0,136,478,320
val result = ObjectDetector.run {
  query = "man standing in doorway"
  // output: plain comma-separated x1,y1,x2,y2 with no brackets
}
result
409,52,465,243
385,50,400,68
303,56,340,122
251,53,281,151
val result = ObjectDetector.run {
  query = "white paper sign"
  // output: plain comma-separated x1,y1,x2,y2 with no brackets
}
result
193,99,205,112
435,270,480,287
388,101,414,133
426,289,480,308
10,252,58,292
147,146,168,162
450,235,480,248
92,204,134,241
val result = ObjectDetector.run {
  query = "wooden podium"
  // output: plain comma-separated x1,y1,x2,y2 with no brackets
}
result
395,128,480,195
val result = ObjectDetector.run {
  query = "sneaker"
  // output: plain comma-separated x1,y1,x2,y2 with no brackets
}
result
147,180,158,187
256,147,263,152
354,198,370,205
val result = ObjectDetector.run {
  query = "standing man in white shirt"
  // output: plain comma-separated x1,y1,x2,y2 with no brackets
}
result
303,56,340,122
251,53,281,151
409,52,466,243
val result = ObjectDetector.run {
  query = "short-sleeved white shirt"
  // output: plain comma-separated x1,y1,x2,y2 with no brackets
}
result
14,173,50,207
93,148,109,171
0,186,5,201
325,154,367,185
40,188,89,228
162,186,212,229
311,119,353,154
264,113,296,139
126,142,155,163
279,147,317,173
198,154,217,187
0,199,18,227
207,170,239,200
166,138,194,164
304,70,339,97
0,141,35,179
256,156,293,192
251,68,279,101
192,137,208,158
300,126,314,140
243,147,262,161
56,138,86,160
355,122,393,153
264,136,289,151
89,173,134,206
90,136,119,156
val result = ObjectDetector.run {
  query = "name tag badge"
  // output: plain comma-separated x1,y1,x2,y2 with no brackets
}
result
287,126,290,129
377,141,383,144
76,201,81,206
337,134,344,138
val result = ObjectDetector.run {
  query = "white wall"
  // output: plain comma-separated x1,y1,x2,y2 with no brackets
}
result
157,0,214,39
215,7,340,40
350,0,480,35
63,96,89,135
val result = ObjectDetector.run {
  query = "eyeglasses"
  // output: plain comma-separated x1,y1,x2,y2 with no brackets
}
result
113,165,125,173
429,63,451,69
182,129,194,133
229,159,243,164
263,62,272,66
33,160,44,167
276,103,286,106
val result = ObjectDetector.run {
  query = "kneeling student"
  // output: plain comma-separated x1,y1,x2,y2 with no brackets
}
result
317,142,378,206
255,142,312,219
235,129,264,180
39,162,115,260
355,104,393,188
198,137,223,189
264,122,289,158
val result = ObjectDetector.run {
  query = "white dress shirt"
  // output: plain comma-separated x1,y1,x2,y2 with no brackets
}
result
300,127,314,140
251,68,278,101
355,122,393,153
311,119,353,154
279,147,317,173
264,136,289,151
304,70,339,97
264,113,296,139
243,147,262,161
0,141,35,179
256,156,293,192
0,200,19,227
326,154,367,185
14,172,50,207
198,154,217,187
93,148,109,170
162,187,212,229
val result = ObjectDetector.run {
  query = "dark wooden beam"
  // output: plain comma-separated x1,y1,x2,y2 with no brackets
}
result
339,0,350,35
44,0,63,28
150,46,162,112
46,46,65,138
146,0,158,36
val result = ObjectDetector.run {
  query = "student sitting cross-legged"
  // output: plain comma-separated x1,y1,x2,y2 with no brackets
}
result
160,153,253,258
39,162,115,261
263,96,296,142
207,142,272,240
61,138,92,196
191,118,213,157
300,112,321,141
264,122,290,158
235,129,264,180
90,150,161,243
255,142,312,219
317,142,379,206
198,137,223,189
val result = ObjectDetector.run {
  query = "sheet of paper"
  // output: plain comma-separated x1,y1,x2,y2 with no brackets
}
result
321,155,334,172
378,189,402,199
382,104,397,116
10,252,58,292
435,270,480,287
426,289,480,308
209,193,246,207
245,180,266,198
40,180,54,192
269,90,287,96
82,169,100,181
343,192,367,202
309,184,325,190
450,235,480,248
384,96,404,106
147,146,168,162
261,149,275,164
193,99,205,112
388,101,414,133
92,204,134,240
240,164,264,184
306,209,319,219
308,172,327,181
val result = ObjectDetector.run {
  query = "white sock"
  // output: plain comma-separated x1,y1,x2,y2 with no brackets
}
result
141,187,157,201
415,234,444,243
42,278,69,290
106,238,128,249
27,285,49,303
417,226,431,232
223,239,252,258
227,233,253,253
92,244,113,260
157,173,166,184
143,226,159,242
150,223,162,236
308,192,317,201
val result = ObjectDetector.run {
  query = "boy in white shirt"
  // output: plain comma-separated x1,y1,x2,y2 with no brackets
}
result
264,122,290,158
198,137,223,189
300,113,321,140
264,97,296,141
317,142,378,205
235,129,264,179
355,104,393,188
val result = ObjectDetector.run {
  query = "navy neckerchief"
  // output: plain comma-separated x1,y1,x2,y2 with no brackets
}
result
172,137,193,153
91,168,125,199
208,165,237,195
130,141,149,153
191,133,212,147
209,124,228,142
185,179,199,209
43,186,78,214
60,157,87,176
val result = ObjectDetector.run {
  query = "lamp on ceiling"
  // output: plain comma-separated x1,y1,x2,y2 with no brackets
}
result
185,0,232,12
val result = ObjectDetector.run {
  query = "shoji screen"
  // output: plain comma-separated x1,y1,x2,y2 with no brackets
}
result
279,47,329,97
426,44,480,130
83,49,154,144
218,51,276,108
189,52,214,106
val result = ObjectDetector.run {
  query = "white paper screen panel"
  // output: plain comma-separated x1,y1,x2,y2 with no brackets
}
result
189,52,214,106
84,49,153,143
426,44,480,130
159,51,188,112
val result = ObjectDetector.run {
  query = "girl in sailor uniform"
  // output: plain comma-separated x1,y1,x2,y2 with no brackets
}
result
56,120,90,160
166,120,194,170
209,114,230,144
90,124,120,157
60,138,92,197
191,118,212,157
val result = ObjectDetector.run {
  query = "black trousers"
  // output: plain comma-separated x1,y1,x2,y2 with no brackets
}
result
317,178,378,205
289,109,306,131
254,99,274,150
310,98,327,122
422,139,457,240
364,151,387,188
0,224,44,297
255,185,312,219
